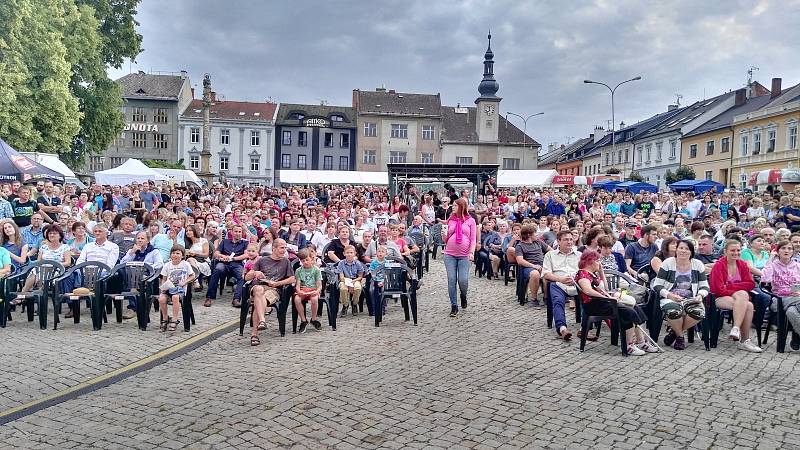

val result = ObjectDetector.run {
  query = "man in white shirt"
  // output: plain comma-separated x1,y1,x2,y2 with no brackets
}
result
685,192,702,219
77,223,120,268
542,230,582,341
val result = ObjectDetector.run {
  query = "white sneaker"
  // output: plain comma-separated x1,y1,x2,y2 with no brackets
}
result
738,339,763,353
729,326,740,341
627,345,646,356
638,342,659,353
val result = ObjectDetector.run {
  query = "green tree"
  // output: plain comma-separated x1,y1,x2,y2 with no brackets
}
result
627,171,645,182
143,159,185,169
606,167,621,174
665,166,696,184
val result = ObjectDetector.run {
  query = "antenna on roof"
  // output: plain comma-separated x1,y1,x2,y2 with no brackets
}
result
318,99,328,106
675,93,683,107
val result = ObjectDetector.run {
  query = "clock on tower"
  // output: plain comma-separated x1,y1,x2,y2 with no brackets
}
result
484,105,495,115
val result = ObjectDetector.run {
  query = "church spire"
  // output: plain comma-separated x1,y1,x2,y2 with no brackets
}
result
478,31,499,99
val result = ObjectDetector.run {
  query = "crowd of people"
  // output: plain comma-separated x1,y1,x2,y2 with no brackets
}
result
2,177,799,352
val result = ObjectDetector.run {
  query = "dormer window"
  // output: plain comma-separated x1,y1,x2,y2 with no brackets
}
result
289,112,305,120
330,115,345,122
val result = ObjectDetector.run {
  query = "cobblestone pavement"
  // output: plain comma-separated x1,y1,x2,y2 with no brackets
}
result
2,259,800,449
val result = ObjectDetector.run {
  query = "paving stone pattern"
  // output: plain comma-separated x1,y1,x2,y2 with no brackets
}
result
2,260,799,449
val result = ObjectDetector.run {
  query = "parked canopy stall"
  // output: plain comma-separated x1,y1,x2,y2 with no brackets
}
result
0,138,65,183
153,168,203,186
497,169,556,187
93,158,168,185
615,181,658,194
280,170,388,185
21,152,84,188
551,175,592,186
592,179,621,191
748,169,800,191
668,179,725,194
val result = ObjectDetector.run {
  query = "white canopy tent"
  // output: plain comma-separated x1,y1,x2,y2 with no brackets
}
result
94,159,168,185
497,169,557,187
21,152,85,188
153,168,203,186
280,170,388,185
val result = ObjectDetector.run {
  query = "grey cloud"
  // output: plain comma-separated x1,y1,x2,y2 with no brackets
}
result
110,0,800,149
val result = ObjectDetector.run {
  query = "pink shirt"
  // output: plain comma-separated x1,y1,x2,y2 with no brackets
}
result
444,216,477,258
761,259,800,297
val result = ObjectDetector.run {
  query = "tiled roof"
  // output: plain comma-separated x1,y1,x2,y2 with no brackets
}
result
683,95,772,138
639,92,735,139
356,90,442,116
116,72,186,100
181,99,277,122
539,137,592,165
440,106,540,146
276,103,356,128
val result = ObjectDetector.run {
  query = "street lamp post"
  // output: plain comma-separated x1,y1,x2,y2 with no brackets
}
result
583,76,641,178
505,111,544,169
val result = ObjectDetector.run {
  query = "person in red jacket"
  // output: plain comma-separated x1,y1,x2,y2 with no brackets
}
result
709,239,762,353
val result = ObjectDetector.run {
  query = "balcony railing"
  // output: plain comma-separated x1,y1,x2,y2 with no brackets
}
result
732,148,799,166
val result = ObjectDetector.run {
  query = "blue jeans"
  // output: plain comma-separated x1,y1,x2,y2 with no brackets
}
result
549,283,569,331
206,262,243,300
444,254,470,307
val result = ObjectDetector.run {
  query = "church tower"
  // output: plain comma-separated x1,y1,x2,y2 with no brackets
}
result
475,32,501,142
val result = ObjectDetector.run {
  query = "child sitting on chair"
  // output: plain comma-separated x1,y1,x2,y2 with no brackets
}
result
159,246,195,332
294,248,322,333
337,245,365,317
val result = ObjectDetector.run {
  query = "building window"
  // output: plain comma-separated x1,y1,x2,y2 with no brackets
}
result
324,132,333,147
110,157,124,168
298,131,307,147
706,140,714,156
456,156,473,164
741,135,749,156
220,129,230,145
340,133,349,149
753,131,761,154
689,144,697,158
636,145,643,165
190,155,199,170
251,130,260,146
154,108,168,124
624,148,629,162
421,153,434,164
281,154,291,169
323,156,333,170
670,140,677,158
132,132,146,148
704,170,713,180
339,156,349,170
330,115,344,122
89,156,105,171
390,124,408,139
190,127,200,144
485,120,492,128
250,157,259,172
502,158,520,170
389,151,407,163
364,122,377,137
289,112,304,120
789,125,798,150
219,156,229,171
422,125,435,140
767,129,776,152
297,155,307,169
617,150,622,164
655,142,663,161
363,150,376,165
153,133,167,149
282,131,292,145
605,153,611,166
132,107,145,122
645,144,652,162
721,137,730,153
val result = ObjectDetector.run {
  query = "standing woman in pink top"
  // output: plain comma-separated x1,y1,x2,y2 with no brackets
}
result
443,197,477,317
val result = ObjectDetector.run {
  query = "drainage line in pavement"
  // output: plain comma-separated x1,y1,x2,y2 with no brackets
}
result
0,319,239,426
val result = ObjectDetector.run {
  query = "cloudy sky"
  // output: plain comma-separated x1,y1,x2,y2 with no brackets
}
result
110,0,800,151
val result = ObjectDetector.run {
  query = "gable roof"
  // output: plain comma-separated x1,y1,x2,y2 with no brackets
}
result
683,94,772,138
764,82,800,108
116,72,186,100
538,137,592,166
638,92,735,139
276,103,356,128
356,90,442,116
181,99,277,123
440,106,540,146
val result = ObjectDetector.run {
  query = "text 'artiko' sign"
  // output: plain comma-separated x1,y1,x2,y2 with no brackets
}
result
303,118,328,128
124,123,160,132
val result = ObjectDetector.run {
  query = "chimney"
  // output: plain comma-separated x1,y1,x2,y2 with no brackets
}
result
771,78,782,99
734,88,746,106
668,104,678,111
619,121,625,129
180,70,188,79
593,126,604,143
352,89,359,108
210,91,217,102
388,89,396,94
548,143,555,153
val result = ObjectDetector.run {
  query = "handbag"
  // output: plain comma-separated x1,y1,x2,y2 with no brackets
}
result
625,283,649,305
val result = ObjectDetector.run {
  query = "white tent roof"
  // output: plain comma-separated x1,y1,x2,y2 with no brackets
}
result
20,152,76,178
497,169,557,187
280,170,388,185
153,168,202,185
94,159,168,185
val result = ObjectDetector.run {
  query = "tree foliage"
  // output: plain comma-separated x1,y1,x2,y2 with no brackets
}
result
0,0,142,168
143,159,185,169
606,167,621,174
665,166,696,184
627,171,645,182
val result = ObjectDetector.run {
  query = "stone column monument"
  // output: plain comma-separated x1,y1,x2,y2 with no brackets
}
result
197,73,215,185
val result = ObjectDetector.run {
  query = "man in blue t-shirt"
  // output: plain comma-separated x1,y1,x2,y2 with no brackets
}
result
624,224,658,277
139,184,160,212
780,197,800,231
620,194,637,216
